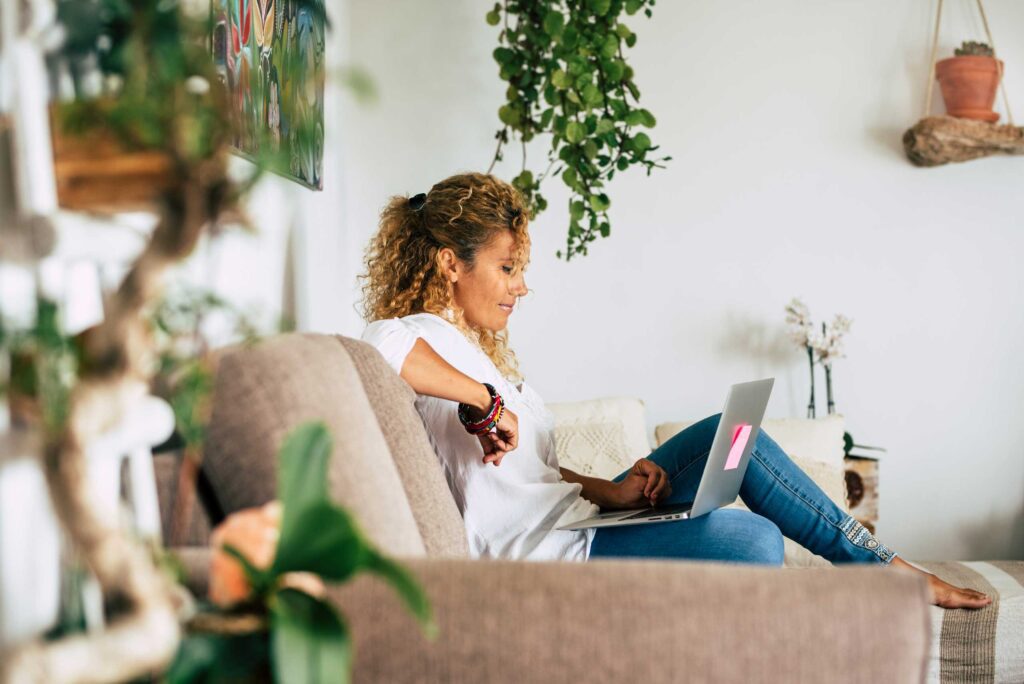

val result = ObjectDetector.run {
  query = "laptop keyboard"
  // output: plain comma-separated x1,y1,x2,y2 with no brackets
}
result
621,502,695,520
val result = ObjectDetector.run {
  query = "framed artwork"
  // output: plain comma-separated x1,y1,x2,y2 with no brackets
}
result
212,0,325,189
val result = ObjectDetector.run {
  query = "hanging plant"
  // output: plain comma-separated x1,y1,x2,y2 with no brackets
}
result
485,0,670,260
902,0,1022,166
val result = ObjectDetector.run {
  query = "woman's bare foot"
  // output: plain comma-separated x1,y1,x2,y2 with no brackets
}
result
891,557,993,609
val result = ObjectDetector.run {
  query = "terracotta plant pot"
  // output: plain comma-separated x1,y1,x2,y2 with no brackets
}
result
935,56,1003,122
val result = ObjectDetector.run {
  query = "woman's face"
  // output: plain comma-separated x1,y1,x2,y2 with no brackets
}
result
446,230,529,332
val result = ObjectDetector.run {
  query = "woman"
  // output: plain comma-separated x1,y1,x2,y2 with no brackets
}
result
361,172,989,609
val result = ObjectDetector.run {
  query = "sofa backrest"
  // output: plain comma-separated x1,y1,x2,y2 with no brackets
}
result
203,333,426,558
337,337,469,557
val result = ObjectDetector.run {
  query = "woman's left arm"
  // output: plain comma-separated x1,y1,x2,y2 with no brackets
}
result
560,459,672,511
559,468,621,509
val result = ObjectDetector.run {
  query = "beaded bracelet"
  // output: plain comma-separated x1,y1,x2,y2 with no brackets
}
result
458,383,504,435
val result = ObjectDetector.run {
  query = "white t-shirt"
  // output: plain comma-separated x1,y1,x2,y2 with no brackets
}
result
362,313,599,561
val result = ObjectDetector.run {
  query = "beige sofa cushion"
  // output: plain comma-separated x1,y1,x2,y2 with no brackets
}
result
548,397,651,479
337,337,469,558
655,415,848,568
204,333,426,558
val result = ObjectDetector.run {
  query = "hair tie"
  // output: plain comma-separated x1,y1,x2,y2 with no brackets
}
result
408,193,427,211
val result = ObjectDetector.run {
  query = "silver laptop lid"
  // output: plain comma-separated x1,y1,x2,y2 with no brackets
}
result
689,378,774,518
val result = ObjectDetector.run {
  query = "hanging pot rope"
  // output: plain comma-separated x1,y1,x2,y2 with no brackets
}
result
975,0,1014,124
923,0,944,118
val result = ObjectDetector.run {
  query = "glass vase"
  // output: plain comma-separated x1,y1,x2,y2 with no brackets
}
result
806,346,816,418
825,364,835,415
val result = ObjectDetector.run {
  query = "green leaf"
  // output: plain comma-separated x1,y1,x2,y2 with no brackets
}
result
222,543,271,594
595,117,615,135
513,169,534,190
277,422,333,545
493,47,515,65
562,166,579,189
365,551,437,638
604,59,625,83
486,9,500,26
570,200,585,221
271,589,351,684
167,632,270,683
565,121,585,143
625,0,643,14
550,69,571,89
629,132,651,153
540,108,555,128
589,193,611,212
271,501,366,581
165,633,225,683
601,34,619,58
501,104,524,125
589,0,612,16
583,140,598,159
542,11,564,37
561,26,580,49
599,222,611,237
615,24,633,40
625,109,655,127
582,83,602,107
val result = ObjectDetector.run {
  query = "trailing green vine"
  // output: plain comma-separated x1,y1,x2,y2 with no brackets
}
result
486,0,669,260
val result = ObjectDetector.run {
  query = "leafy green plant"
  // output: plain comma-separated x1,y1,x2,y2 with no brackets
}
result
55,0,230,162
53,0,325,188
485,0,670,260
954,40,994,57
0,299,80,436
168,422,435,683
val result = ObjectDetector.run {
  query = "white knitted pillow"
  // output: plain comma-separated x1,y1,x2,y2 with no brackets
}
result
548,397,651,480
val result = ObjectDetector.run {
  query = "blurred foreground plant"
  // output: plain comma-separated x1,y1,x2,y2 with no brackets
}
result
167,422,435,683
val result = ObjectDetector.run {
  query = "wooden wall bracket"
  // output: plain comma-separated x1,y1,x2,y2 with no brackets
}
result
903,115,1024,167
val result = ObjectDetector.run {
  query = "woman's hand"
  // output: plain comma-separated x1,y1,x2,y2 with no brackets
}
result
613,459,672,508
479,407,519,466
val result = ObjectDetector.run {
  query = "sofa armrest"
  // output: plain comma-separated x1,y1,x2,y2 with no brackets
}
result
332,558,932,683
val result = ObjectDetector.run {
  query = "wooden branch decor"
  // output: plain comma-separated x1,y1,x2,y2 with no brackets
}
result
0,156,235,684
0,2,246,681
903,115,1024,166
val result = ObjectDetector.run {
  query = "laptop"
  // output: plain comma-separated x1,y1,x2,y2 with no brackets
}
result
556,378,774,530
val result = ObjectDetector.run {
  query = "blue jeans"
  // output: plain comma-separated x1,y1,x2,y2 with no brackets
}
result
588,414,898,567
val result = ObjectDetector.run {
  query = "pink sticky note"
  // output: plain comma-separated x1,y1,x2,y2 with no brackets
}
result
724,424,752,471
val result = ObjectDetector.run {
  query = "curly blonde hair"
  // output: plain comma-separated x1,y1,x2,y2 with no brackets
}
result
360,172,530,381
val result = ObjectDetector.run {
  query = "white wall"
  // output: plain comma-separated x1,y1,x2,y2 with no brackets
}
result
321,0,1024,561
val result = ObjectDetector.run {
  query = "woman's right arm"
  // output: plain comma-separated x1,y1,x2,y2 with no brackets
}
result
385,337,519,465
399,338,492,412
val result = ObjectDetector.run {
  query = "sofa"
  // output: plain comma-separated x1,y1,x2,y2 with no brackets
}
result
155,333,942,682
548,399,1024,684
